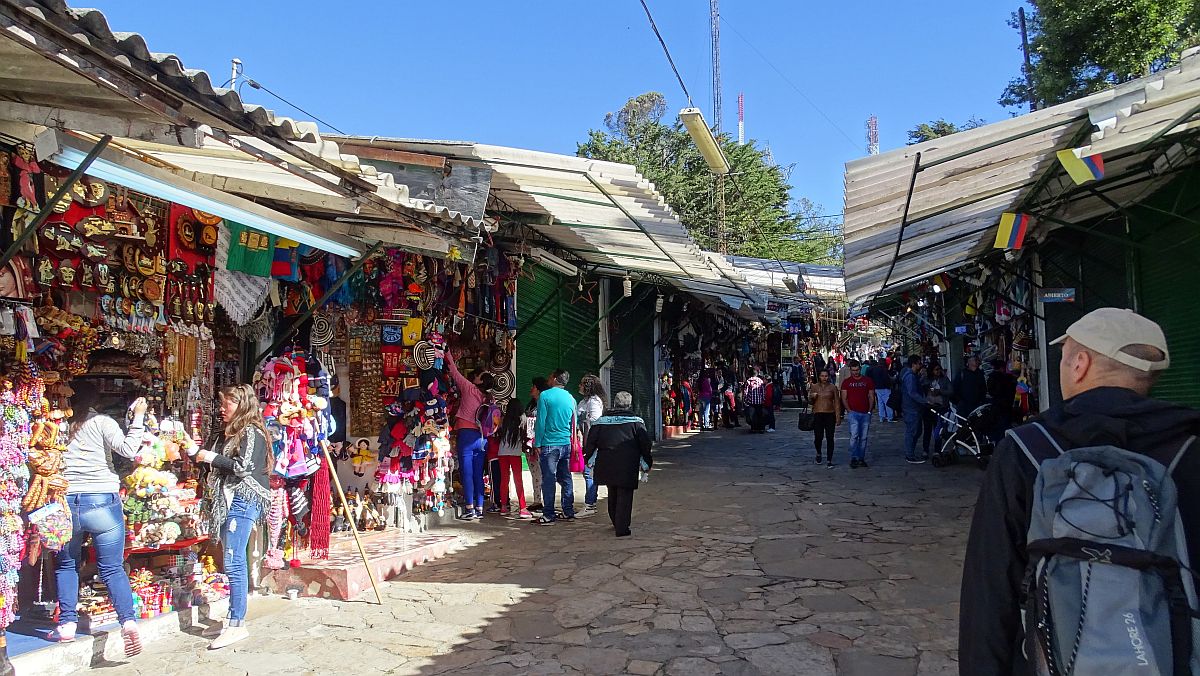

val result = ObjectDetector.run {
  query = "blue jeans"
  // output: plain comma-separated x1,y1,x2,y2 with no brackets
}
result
538,444,574,520
847,411,870,462
876,389,892,422
222,495,261,625
584,464,597,506
457,429,486,511
699,396,712,428
55,493,136,625
903,408,924,460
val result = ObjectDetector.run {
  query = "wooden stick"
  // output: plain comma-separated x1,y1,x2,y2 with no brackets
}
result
320,441,382,605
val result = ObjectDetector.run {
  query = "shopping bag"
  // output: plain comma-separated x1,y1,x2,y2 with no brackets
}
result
797,406,815,432
568,414,585,473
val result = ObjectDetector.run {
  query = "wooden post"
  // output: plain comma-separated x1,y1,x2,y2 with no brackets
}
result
320,441,383,605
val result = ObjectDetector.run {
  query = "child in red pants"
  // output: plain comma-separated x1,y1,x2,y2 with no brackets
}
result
495,399,530,517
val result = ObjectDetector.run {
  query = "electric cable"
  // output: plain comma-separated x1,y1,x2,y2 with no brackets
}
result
237,74,349,135
637,0,695,107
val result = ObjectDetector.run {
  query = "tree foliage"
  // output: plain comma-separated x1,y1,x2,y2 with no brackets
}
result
577,93,842,266
1001,0,1200,109
906,117,986,145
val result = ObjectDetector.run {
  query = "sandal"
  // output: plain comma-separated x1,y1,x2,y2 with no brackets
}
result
534,517,556,526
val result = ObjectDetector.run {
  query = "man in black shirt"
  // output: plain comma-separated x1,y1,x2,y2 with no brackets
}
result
951,356,988,416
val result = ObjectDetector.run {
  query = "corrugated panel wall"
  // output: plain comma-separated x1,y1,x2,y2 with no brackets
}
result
515,265,599,405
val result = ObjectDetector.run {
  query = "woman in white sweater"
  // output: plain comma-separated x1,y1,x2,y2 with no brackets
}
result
575,374,607,518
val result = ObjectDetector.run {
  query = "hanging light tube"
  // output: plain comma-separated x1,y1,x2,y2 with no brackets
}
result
34,129,365,259
679,108,730,175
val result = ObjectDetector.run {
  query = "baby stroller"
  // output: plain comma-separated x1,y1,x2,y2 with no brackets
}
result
930,403,995,469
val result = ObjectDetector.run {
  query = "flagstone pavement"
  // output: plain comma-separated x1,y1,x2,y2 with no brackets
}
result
100,409,983,675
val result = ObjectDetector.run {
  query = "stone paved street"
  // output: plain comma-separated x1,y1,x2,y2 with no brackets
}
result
98,409,983,675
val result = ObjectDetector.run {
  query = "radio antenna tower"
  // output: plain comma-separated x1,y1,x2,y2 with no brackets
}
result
737,92,745,145
710,0,722,134
866,114,879,155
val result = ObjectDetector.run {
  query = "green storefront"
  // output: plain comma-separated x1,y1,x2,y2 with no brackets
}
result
515,264,600,404
1039,166,1200,408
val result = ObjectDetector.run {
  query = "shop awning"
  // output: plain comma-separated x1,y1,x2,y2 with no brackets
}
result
842,46,1200,303
35,128,367,257
0,0,451,241
331,137,766,311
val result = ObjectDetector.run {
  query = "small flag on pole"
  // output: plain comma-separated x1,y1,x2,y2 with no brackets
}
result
1056,149,1105,185
994,212,1032,250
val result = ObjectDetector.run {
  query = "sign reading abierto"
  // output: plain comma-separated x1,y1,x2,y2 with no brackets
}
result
1039,288,1076,303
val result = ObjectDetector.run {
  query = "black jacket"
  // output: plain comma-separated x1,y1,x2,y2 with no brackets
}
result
959,387,1200,676
585,409,653,489
952,368,988,414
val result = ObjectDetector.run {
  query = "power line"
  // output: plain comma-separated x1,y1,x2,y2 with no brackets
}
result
719,16,860,151
637,0,694,107
239,75,349,135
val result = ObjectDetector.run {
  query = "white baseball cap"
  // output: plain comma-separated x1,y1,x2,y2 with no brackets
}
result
1049,308,1170,372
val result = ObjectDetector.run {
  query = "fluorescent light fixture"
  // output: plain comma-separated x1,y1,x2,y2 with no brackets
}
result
783,277,799,293
529,247,579,277
35,129,365,259
679,108,730,175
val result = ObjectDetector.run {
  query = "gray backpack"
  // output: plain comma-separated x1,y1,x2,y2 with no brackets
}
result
1010,423,1200,676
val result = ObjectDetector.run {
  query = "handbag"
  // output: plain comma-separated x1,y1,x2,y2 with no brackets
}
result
797,405,815,432
568,414,586,473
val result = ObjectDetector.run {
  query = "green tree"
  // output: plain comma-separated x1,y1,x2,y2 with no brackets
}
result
906,117,985,145
1001,0,1199,109
577,93,842,265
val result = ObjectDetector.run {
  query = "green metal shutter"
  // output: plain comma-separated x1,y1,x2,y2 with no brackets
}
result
515,264,599,403
1139,220,1200,408
516,266,562,404
607,281,657,425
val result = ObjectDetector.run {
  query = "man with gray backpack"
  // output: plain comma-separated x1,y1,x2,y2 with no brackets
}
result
960,308,1200,675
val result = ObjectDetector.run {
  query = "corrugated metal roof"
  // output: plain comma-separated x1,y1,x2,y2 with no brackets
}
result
334,136,766,311
1,0,317,142
842,46,1200,303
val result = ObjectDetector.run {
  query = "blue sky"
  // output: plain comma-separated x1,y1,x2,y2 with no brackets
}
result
89,1,1023,218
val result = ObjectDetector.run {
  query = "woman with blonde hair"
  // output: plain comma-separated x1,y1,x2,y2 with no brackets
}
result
188,384,271,649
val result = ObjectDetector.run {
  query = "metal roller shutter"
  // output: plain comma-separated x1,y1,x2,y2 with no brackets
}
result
516,266,562,404
1139,219,1200,408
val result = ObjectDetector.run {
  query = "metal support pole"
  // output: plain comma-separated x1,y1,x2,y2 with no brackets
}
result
873,152,922,304
319,441,382,605
0,134,112,268
255,241,383,364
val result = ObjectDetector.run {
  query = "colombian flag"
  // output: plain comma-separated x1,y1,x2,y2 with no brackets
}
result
994,212,1031,250
1056,149,1105,185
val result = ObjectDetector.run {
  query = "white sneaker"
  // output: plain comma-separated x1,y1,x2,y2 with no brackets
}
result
208,625,249,650
577,505,598,518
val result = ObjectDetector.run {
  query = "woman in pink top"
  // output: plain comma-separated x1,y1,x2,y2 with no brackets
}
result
445,351,494,520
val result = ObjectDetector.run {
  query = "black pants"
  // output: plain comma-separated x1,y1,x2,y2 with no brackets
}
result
748,404,766,431
607,485,635,536
813,412,836,461
723,405,739,428
921,408,937,455
489,459,502,508
766,406,776,430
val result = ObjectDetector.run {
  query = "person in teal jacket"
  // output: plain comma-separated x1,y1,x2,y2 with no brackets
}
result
533,369,577,525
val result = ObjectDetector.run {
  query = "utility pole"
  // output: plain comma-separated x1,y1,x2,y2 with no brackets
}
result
1018,7,1036,112
711,0,727,253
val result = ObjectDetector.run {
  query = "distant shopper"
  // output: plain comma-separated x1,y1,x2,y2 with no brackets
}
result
55,383,145,656
742,368,768,433
865,359,894,422
986,359,1018,443
900,355,927,464
586,391,654,537
191,384,273,650
809,370,842,467
696,369,710,427
721,384,740,428
445,350,495,520
840,360,876,468
495,398,531,518
923,364,952,455
533,369,577,525
524,377,550,511
576,374,607,518
789,356,808,403
951,356,988,416
767,375,784,432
